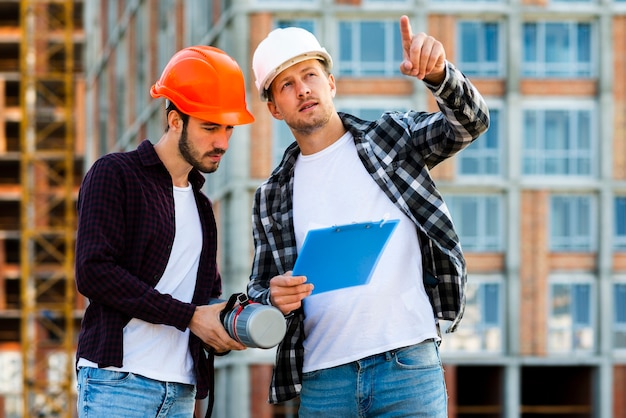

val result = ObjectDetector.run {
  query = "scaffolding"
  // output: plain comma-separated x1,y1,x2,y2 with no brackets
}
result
19,0,76,416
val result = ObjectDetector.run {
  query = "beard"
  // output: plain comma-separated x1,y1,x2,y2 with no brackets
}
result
284,101,333,136
178,125,225,174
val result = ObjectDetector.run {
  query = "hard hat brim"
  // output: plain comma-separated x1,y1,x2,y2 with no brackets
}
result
260,51,332,101
151,88,255,126
193,109,255,126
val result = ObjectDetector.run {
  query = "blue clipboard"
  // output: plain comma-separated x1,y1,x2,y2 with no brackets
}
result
292,219,399,295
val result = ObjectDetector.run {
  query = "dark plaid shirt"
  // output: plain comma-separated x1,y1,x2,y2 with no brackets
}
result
247,62,490,403
75,140,222,399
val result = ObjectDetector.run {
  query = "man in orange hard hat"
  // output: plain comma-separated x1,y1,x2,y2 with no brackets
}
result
247,16,489,417
75,46,253,418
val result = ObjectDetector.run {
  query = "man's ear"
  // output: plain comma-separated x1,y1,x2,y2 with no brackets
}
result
167,109,182,130
267,102,284,121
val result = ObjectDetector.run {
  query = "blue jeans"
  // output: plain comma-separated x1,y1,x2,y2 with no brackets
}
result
76,367,196,418
299,340,447,418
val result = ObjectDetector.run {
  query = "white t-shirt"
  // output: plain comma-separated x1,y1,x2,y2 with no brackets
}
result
293,132,439,373
79,184,201,384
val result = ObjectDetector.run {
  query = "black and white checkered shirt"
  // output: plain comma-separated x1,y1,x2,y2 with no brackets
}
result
247,62,490,404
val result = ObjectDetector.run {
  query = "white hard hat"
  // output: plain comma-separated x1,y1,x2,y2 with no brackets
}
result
252,27,333,101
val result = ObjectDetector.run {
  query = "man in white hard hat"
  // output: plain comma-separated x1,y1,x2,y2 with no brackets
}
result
248,15,490,417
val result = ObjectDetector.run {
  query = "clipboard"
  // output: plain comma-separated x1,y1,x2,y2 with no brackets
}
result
292,219,399,295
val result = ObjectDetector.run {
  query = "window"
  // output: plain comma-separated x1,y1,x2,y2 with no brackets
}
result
615,197,626,250
338,20,402,77
523,108,594,176
615,281,626,350
442,278,503,353
548,277,594,353
457,21,501,77
458,107,501,176
523,21,593,77
549,195,595,251
446,195,503,251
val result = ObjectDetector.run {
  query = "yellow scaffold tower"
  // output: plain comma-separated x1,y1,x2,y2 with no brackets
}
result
19,0,76,416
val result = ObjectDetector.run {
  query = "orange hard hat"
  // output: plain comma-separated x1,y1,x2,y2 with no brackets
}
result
150,46,254,126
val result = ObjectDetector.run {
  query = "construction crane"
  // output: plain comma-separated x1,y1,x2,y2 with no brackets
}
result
19,0,76,416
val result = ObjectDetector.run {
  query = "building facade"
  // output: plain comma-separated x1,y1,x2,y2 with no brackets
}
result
82,0,626,417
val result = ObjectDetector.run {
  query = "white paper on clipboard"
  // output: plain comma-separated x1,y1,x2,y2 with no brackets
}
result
292,219,399,295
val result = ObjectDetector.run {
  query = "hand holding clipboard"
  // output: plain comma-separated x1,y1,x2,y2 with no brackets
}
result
292,219,399,295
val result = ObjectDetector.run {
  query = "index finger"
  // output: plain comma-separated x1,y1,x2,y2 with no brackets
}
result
400,15,413,54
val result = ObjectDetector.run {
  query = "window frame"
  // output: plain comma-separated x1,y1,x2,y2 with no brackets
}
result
614,276,626,353
615,196,626,250
549,194,596,252
445,194,504,252
456,19,504,77
337,19,403,77
547,274,596,354
457,102,503,178
440,275,505,355
522,20,595,78
522,101,597,178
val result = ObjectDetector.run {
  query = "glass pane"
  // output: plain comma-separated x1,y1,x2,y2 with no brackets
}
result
577,23,592,63
485,328,502,351
544,110,568,150
576,110,591,149
484,23,499,62
575,197,591,235
485,109,499,149
574,328,593,350
339,22,353,62
460,22,479,63
523,111,537,149
464,283,480,325
483,284,499,325
616,198,626,236
573,284,591,325
460,199,479,237
551,197,568,238
615,284,626,323
545,23,570,63
549,329,572,351
460,157,479,174
361,22,385,63
393,23,403,64
523,23,538,62
552,283,571,319
485,197,499,237
615,331,626,349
